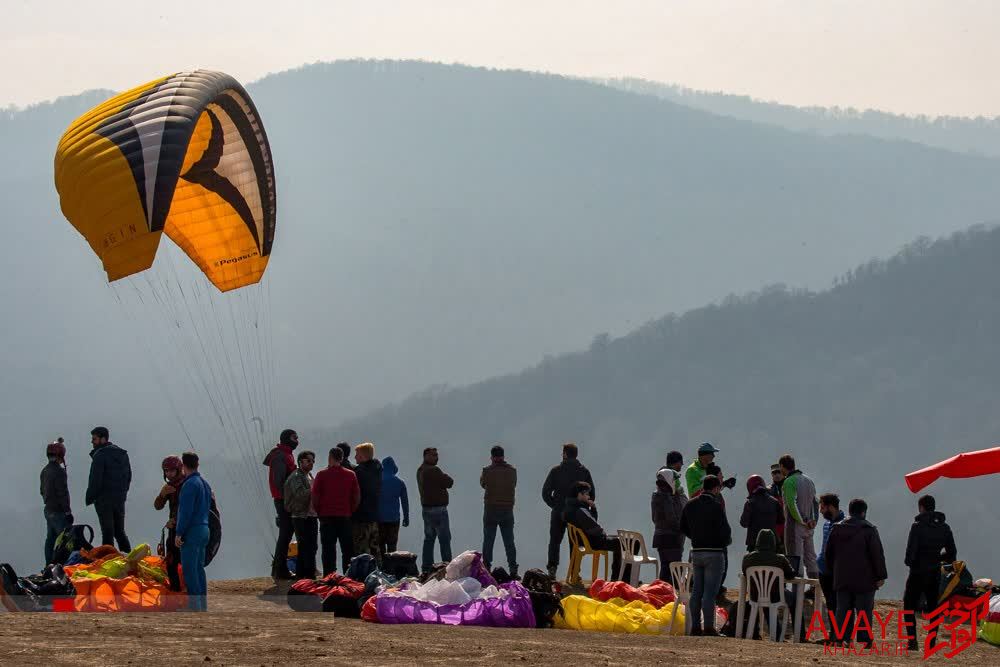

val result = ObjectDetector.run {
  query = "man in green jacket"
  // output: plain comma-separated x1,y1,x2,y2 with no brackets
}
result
686,443,719,497
779,454,819,578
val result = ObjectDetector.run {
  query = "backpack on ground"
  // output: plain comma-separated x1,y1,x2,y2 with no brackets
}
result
51,524,94,565
382,551,419,580
521,568,564,628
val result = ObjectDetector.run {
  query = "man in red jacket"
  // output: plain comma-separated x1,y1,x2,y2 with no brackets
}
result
264,429,298,580
311,447,360,575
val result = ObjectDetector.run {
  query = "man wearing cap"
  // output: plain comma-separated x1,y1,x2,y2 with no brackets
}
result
264,429,298,580
685,443,718,497
652,451,687,583
85,426,132,552
768,463,787,550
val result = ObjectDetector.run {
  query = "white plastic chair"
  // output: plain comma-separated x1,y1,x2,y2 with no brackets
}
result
669,561,693,635
617,530,659,586
745,566,790,642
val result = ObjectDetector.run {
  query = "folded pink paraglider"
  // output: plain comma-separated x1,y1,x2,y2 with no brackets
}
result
905,446,1000,493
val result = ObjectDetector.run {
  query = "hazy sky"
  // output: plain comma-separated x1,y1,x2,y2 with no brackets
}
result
3,0,998,116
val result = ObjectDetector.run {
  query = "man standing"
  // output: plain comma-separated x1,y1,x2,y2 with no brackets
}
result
352,442,383,561
377,456,409,558
264,429,297,580
563,481,622,581
902,495,957,652
85,426,131,552
337,442,355,472
680,476,731,636
824,498,888,647
481,445,518,576
779,454,819,577
154,456,186,591
541,443,596,577
817,493,844,613
284,450,318,580
416,447,454,573
685,443,719,497
41,438,72,564
652,451,686,583
175,451,212,612
768,463,786,551
312,447,360,574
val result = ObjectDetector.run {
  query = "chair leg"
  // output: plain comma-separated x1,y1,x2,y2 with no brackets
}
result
746,602,758,640
669,599,680,634
779,605,789,642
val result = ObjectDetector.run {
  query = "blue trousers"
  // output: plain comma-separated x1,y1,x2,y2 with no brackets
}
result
689,550,725,631
181,524,210,612
482,507,517,572
421,507,452,571
44,510,71,564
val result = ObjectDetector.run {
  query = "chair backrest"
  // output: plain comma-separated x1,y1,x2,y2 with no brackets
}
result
745,566,786,603
669,561,693,596
616,530,650,560
567,524,594,553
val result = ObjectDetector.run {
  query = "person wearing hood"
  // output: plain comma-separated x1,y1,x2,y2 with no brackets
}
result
352,442,383,560
741,528,797,640
377,456,409,558
562,481,622,581
41,438,71,564
824,498,888,647
652,451,687,583
264,429,298,580
902,495,957,652
85,426,132,552
817,493,845,613
740,474,783,552
481,445,518,577
154,455,187,591
542,443,596,577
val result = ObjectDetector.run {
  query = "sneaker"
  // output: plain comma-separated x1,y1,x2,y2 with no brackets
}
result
689,627,703,637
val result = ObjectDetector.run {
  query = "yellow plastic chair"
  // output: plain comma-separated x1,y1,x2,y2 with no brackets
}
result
566,523,610,585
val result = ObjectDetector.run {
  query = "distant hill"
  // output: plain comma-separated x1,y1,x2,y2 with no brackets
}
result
3,61,1000,579
601,77,1000,157
330,225,1000,594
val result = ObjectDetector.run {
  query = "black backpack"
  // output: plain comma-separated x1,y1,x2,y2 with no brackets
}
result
51,524,94,565
521,568,564,628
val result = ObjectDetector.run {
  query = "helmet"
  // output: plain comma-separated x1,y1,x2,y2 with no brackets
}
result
746,474,765,494
46,437,66,459
162,456,183,472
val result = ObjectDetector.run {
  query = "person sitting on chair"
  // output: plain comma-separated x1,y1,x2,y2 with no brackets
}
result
562,481,622,580
741,528,798,640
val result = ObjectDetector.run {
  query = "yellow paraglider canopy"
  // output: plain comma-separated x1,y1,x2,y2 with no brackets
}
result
54,70,276,292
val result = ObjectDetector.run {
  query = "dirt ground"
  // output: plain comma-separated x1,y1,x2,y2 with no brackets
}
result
1,578,994,666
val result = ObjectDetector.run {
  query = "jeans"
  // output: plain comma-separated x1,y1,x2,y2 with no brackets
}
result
319,516,353,574
94,497,131,553
421,506,452,571
547,508,565,569
44,510,71,565
292,516,318,579
784,521,818,577
379,521,401,558
180,523,210,612
272,499,294,576
835,590,876,645
689,550,725,631
903,569,942,647
656,546,683,584
482,507,517,572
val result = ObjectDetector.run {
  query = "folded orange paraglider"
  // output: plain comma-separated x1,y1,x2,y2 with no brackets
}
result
64,551,186,612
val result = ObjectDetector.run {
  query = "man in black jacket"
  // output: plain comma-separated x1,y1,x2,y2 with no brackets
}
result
562,481,621,581
352,442,383,561
85,426,132,552
41,438,72,564
542,443,595,577
680,475,731,636
824,498,887,647
902,495,957,651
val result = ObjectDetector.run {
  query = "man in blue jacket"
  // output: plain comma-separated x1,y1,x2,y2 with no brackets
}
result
175,451,213,612
377,456,409,558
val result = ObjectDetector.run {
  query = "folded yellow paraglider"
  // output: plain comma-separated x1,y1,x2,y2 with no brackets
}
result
54,70,276,292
